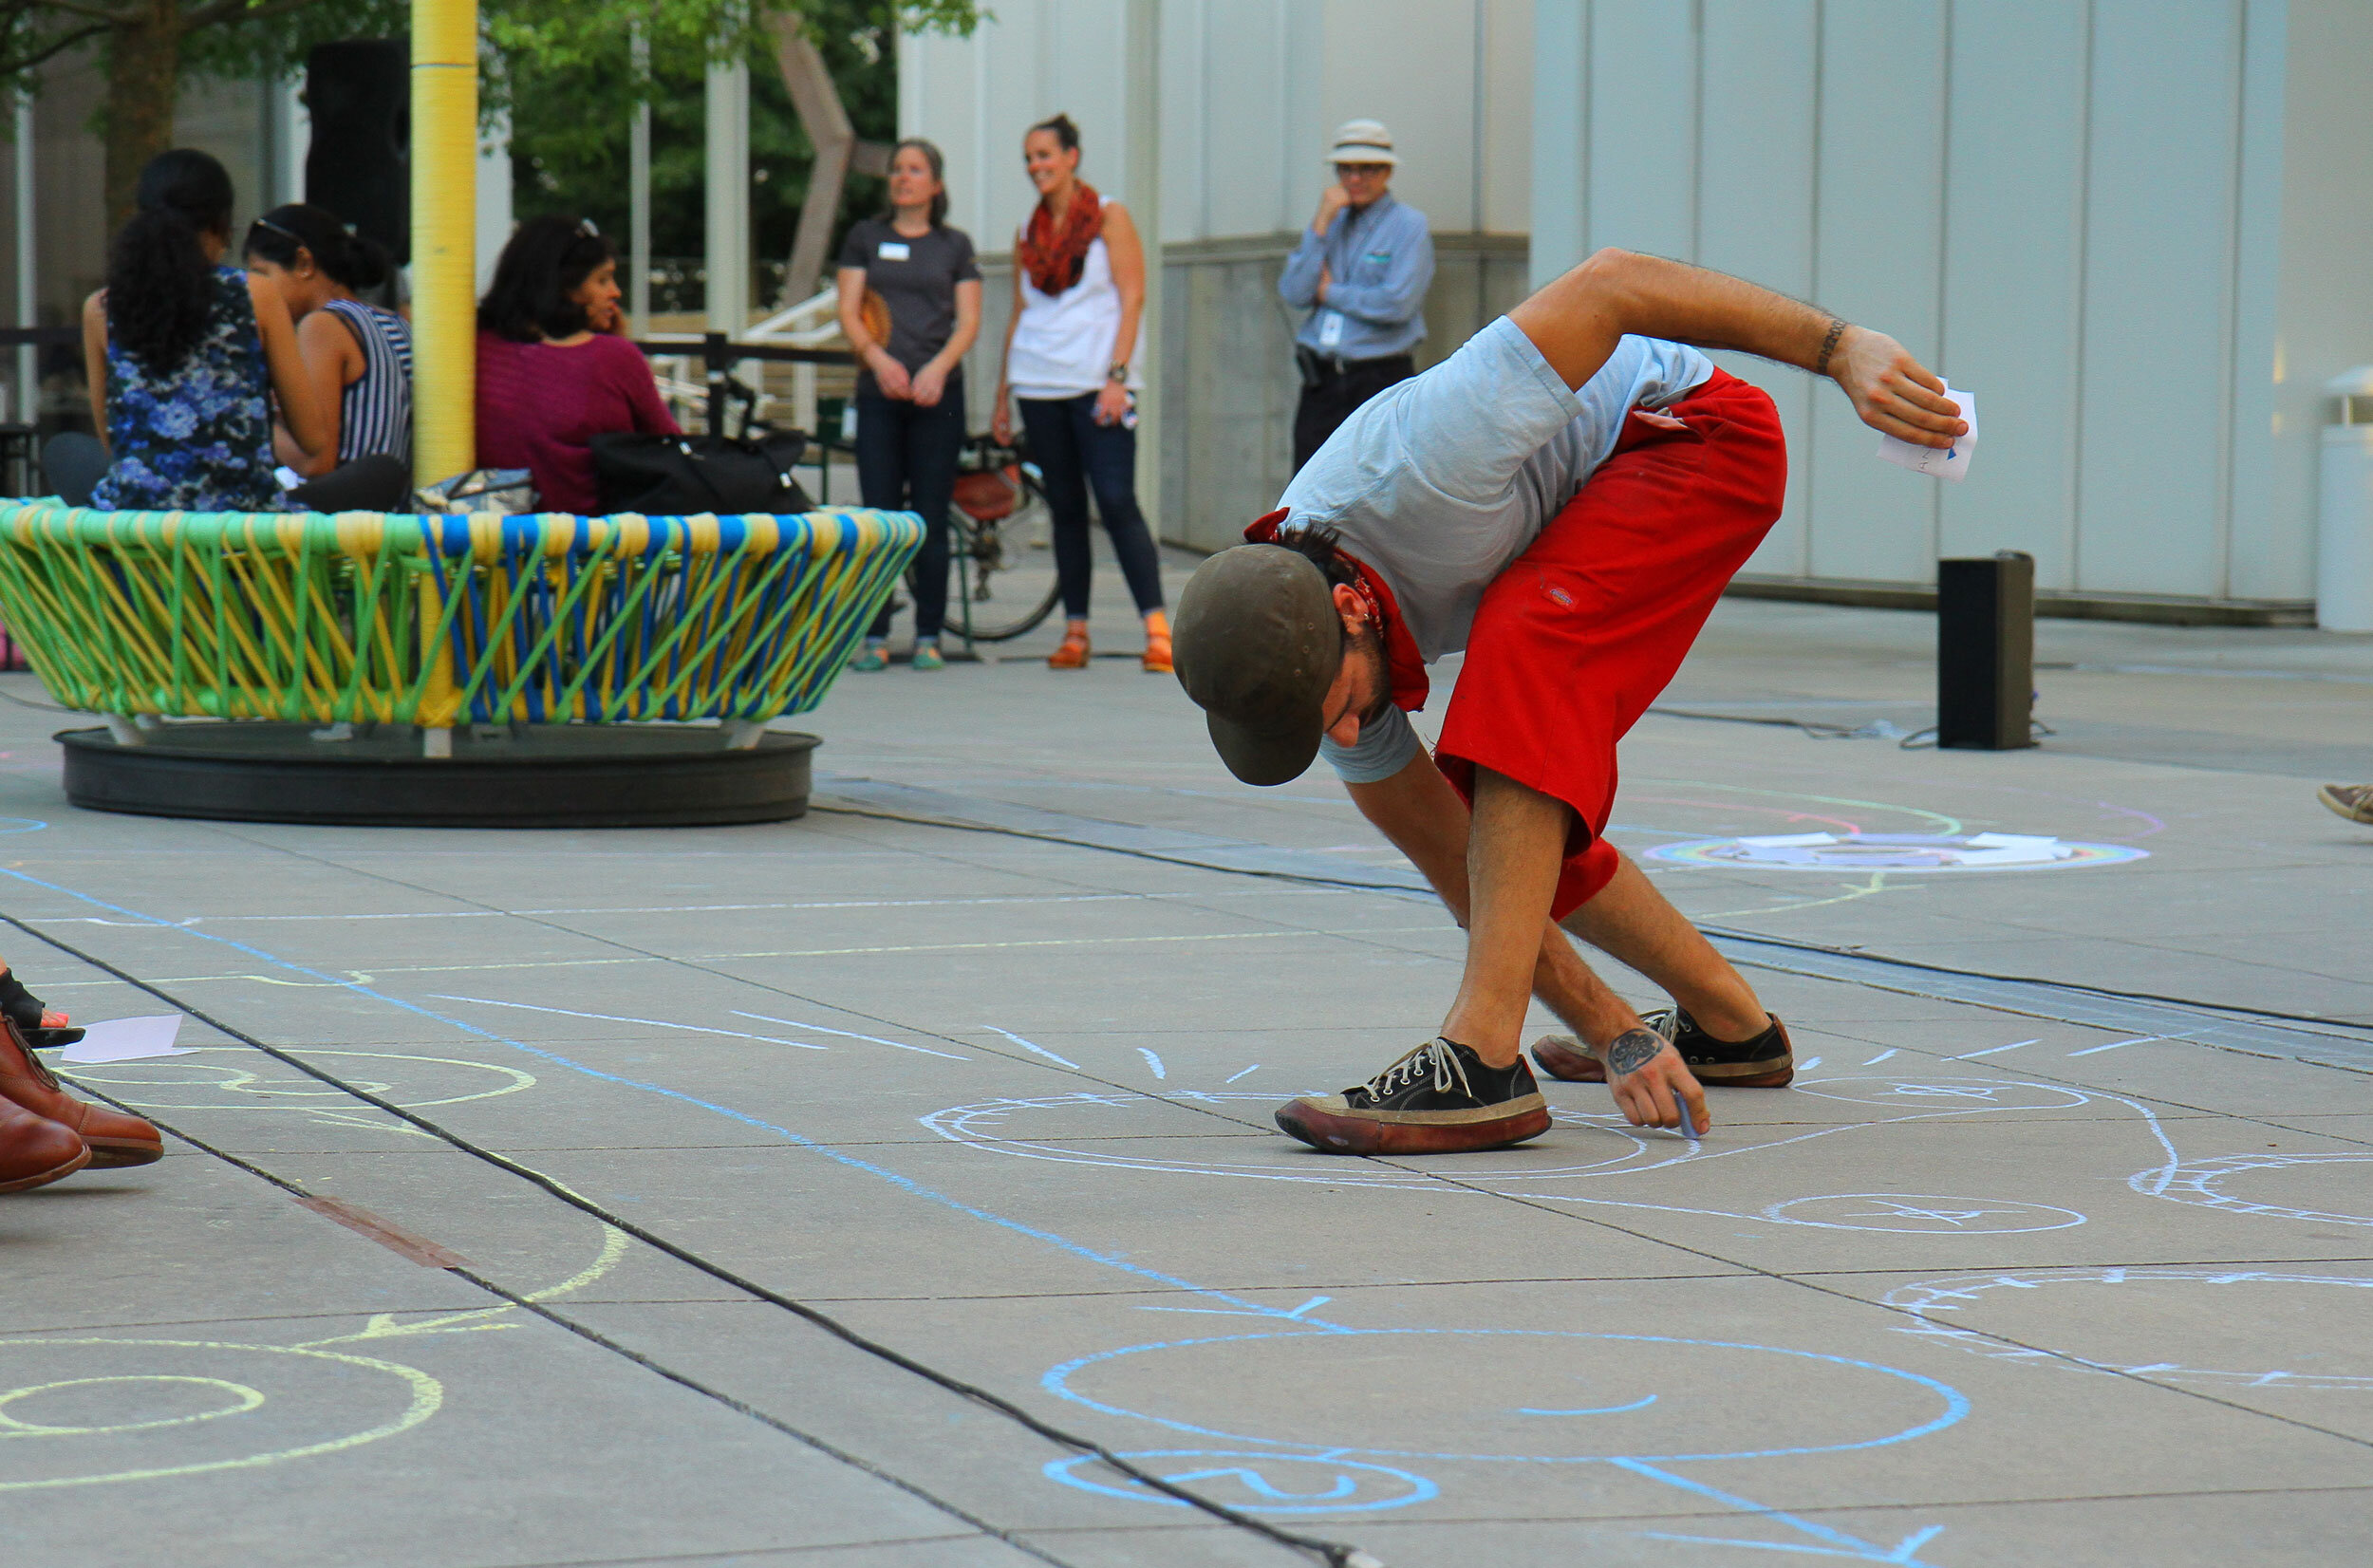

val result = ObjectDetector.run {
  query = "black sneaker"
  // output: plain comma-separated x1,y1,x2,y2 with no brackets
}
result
1532,1008,1793,1088
1276,1037,1551,1155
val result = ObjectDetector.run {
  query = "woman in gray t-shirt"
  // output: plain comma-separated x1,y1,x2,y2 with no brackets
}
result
836,139,982,671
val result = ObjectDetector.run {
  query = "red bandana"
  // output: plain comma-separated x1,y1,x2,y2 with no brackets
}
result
1243,509,1430,713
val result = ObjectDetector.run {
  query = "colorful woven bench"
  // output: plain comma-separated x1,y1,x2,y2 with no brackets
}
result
0,502,925,826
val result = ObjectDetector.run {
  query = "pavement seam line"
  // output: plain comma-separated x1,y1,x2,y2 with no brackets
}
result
0,911,1379,1568
43,1082,1080,1568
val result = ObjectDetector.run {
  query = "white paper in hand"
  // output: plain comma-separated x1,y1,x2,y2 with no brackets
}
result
1877,386,1976,481
62,1014,192,1064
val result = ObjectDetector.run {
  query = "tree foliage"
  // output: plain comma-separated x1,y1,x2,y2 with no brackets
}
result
0,0,980,229
507,2,921,301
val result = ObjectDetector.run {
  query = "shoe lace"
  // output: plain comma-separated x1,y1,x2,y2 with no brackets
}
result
1361,1037,1472,1100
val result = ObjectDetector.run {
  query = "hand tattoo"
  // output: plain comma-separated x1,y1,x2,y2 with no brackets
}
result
1605,1027,1665,1078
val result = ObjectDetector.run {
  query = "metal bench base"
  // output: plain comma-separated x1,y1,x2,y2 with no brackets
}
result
57,723,819,828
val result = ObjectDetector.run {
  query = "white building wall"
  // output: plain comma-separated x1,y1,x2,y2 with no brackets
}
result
906,0,1528,250
1532,0,2373,611
903,0,1533,547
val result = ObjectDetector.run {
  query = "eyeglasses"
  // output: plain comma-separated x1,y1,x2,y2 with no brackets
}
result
250,216,303,244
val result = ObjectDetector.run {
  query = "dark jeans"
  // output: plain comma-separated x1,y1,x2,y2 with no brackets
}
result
1292,352,1416,472
856,381,965,640
1016,392,1165,621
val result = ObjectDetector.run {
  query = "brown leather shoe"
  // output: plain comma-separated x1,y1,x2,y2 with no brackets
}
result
0,1095,88,1193
0,1017,163,1167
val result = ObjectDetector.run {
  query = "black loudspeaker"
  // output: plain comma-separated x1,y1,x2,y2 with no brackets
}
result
1936,552,2037,750
305,40,409,265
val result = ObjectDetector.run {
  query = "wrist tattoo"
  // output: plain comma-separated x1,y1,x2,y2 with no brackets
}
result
1814,318,1847,378
1606,1027,1665,1078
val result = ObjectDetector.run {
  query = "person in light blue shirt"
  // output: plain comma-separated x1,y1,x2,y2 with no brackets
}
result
1278,119,1436,471
1171,247,1967,1160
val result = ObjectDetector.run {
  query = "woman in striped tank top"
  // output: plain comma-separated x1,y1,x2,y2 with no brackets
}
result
243,205,412,493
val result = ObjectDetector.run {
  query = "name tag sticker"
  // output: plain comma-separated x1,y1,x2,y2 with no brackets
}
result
877,241,911,261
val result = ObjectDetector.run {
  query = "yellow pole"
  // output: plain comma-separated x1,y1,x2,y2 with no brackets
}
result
411,0,478,485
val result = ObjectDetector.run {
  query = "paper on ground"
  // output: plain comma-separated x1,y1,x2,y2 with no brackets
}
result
1877,385,1976,480
61,1014,191,1063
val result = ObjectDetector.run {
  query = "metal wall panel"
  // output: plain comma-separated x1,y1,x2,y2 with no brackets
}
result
1937,0,2090,584
2076,0,2242,596
1529,0,1589,284
1806,0,1948,586
1698,0,1818,578
1584,3,1697,259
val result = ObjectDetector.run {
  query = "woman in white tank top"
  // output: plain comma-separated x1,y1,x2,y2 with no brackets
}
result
991,114,1170,673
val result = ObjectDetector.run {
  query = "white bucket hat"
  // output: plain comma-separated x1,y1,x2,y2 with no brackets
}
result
1326,119,1399,167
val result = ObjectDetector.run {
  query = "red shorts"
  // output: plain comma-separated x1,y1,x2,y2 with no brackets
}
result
1433,368,1786,920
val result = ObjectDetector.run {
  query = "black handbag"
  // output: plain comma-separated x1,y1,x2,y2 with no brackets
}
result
589,431,814,516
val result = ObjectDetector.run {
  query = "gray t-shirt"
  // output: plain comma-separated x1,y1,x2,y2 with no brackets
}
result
1283,315,1714,783
837,218,981,394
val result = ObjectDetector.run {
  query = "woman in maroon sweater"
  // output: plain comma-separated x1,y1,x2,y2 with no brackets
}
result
475,216,677,513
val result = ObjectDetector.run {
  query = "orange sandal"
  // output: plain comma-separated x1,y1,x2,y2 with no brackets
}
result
1141,635,1172,674
1047,630,1092,669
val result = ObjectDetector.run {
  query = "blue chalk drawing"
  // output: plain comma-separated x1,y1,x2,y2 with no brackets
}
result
2136,1150,2373,1229
1041,1328,1965,1561
1888,1266,2373,1391
1517,1391,1658,1417
1043,1329,1967,1463
1043,1449,1436,1514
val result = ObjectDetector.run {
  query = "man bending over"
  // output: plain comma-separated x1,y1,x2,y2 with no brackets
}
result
1171,250,1963,1155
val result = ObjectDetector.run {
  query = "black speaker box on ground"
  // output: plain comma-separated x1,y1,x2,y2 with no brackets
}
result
1936,551,2037,750
305,40,409,265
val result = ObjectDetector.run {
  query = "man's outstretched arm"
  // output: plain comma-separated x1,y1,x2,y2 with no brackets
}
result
1507,248,1967,449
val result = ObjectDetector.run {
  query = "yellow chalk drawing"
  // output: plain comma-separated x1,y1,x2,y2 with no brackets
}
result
0,1340,440,1492
1696,871,1904,921
65,1049,536,1136
301,1200,630,1348
0,1376,265,1437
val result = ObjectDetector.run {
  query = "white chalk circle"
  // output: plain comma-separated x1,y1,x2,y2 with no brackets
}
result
1794,1076,2092,1112
2137,1151,2373,1229
1044,1329,1965,1465
0,1339,440,1491
1043,1449,1438,1515
1649,831,2146,873
1887,1267,2373,1391
923,1091,1658,1189
1763,1194,2085,1234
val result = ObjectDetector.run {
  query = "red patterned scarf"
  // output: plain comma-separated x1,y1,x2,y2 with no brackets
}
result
1018,182,1104,295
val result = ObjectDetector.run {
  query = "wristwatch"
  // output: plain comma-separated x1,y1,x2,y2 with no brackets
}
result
1107,362,1130,383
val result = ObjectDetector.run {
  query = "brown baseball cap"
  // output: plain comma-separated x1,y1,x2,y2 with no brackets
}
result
1171,544,1343,786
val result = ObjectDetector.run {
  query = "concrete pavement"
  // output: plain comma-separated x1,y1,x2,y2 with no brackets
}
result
3,568,2369,1567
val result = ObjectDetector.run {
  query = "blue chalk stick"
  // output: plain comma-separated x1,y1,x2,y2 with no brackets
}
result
1675,1101,1700,1139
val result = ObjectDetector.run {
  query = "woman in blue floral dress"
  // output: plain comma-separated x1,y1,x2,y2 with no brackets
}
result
72,150,328,512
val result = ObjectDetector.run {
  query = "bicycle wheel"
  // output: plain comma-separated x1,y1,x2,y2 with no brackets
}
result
948,468,1062,643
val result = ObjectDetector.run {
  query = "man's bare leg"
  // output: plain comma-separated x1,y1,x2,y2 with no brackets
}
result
1560,853,1766,1040
1439,768,1570,1069
1346,753,1706,1128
